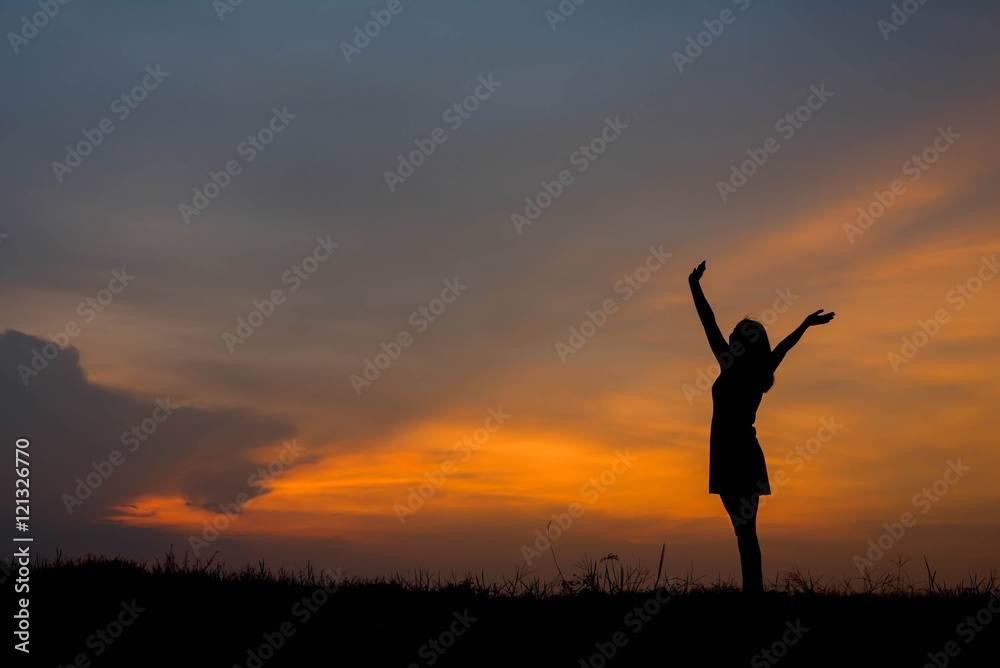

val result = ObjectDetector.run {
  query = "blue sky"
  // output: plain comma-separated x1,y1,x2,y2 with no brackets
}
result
2,0,998,582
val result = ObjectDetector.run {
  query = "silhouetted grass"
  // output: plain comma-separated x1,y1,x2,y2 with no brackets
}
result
26,545,994,598
12,547,999,667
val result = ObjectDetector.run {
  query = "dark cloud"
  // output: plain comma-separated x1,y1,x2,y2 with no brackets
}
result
0,329,299,524
0,0,998,578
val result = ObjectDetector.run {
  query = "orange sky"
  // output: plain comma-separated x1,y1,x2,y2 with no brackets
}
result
76,107,1000,584
3,3,998,586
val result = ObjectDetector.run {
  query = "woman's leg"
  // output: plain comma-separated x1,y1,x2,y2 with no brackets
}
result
720,493,764,594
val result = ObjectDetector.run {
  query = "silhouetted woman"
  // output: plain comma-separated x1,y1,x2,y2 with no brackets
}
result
688,260,834,594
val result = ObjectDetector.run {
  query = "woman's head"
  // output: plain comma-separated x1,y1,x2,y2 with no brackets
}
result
730,318,775,392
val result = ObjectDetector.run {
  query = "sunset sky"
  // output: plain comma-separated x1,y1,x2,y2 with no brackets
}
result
1,0,998,586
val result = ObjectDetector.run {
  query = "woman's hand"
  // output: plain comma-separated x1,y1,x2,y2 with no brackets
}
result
689,260,706,285
803,309,836,327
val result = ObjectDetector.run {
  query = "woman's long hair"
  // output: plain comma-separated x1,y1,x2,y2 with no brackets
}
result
731,318,775,393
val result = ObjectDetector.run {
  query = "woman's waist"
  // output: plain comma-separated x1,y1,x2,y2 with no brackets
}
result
710,416,757,429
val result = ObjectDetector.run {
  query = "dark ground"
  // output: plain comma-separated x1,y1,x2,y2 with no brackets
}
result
10,554,1000,667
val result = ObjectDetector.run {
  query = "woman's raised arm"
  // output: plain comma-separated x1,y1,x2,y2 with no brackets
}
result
689,261,728,356
769,309,835,372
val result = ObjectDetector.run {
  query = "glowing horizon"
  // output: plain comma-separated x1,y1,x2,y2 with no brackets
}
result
2,0,998,587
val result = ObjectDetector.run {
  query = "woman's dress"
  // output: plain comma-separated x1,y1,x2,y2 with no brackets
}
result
708,364,770,497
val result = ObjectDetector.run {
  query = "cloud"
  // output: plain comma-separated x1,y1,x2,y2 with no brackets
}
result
0,329,301,526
